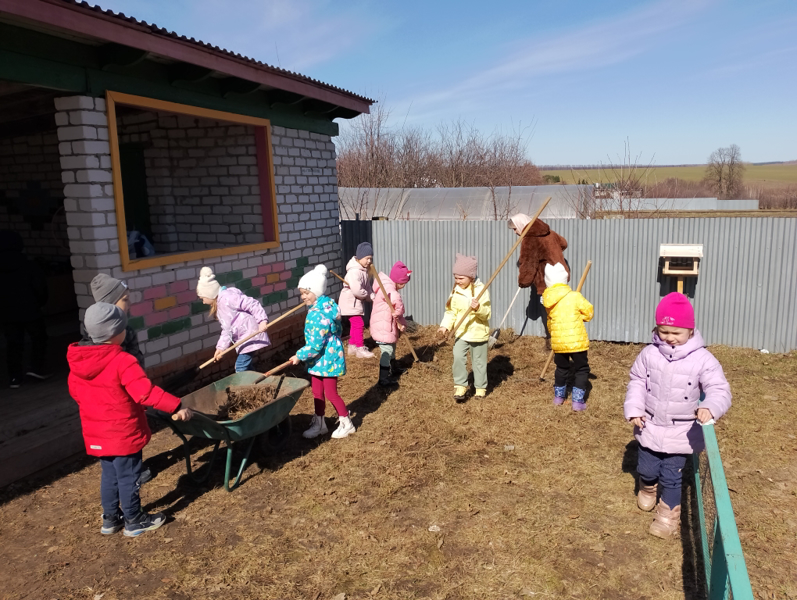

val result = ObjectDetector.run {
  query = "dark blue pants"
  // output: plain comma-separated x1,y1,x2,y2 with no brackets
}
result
235,352,254,372
100,451,143,523
636,444,688,508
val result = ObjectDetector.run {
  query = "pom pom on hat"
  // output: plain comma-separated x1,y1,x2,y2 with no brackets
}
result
656,292,695,329
544,262,569,288
390,261,412,285
453,253,477,279
196,266,221,299
298,264,328,298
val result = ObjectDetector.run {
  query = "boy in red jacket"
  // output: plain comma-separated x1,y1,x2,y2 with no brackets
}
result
67,302,193,537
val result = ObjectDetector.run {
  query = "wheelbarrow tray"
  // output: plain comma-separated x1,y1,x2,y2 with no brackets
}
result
158,371,309,491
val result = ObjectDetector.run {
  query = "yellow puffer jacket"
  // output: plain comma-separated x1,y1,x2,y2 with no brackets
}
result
542,283,593,353
440,280,491,343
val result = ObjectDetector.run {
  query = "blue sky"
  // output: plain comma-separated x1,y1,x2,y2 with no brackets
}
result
95,0,797,165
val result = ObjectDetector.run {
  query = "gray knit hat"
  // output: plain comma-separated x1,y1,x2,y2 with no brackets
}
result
355,242,373,260
84,303,128,344
90,273,128,305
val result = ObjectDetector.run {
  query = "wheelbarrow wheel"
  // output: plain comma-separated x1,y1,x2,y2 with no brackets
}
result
258,416,292,454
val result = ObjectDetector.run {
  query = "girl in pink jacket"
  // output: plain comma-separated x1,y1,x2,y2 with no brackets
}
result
196,266,270,372
370,261,411,387
338,242,374,359
624,293,731,539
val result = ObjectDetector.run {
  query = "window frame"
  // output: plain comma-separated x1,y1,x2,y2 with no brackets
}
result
106,91,280,271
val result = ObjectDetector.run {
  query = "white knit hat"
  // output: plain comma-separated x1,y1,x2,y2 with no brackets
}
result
196,266,221,299
544,262,569,288
298,264,328,298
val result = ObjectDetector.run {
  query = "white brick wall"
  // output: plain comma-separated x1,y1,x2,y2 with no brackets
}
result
56,95,344,369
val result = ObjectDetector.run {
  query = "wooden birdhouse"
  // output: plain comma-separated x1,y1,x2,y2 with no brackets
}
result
660,243,703,293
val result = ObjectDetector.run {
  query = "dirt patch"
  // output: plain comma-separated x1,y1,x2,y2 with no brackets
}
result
1,327,795,599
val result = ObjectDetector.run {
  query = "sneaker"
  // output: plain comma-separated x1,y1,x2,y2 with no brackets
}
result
453,385,467,402
26,370,53,381
302,414,328,439
101,512,124,535
140,467,153,485
331,416,356,439
355,346,376,359
123,512,166,538
9,377,22,389
474,388,486,398
347,344,358,356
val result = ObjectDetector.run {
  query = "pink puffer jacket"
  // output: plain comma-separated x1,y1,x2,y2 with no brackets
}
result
369,273,406,344
624,329,731,454
338,257,370,316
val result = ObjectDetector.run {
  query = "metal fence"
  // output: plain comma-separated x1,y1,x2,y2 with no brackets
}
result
341,218,797,353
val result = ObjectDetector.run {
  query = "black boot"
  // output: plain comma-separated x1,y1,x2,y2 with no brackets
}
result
390,360,406,376
378,366,398,387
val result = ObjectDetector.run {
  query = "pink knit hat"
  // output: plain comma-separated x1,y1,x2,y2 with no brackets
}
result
655,292,695,329
390,261,412,285
453,253,477,279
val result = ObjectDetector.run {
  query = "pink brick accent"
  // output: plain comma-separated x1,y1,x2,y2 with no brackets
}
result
271,262,285,272
170,280,189,294
260,285,274,295
145,312,168,326
280,271,291,281
169,305,190,319
143,285,168,300
177,290,197,304
252,276,265,287
274,282,287,291
130,301,154,317
257,265,273,275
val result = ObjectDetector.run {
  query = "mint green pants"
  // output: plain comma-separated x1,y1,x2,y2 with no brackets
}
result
377,342,395,368
452,338,488,390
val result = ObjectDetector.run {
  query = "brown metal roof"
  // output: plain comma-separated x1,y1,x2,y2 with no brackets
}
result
0,0,373,115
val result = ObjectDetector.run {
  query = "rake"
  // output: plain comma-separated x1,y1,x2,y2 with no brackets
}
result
488,287,522,349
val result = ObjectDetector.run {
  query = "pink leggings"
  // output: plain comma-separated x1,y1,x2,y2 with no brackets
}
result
347,315,365,348
311,376,348,417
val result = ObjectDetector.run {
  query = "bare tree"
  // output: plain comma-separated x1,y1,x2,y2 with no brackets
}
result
704,144,745,199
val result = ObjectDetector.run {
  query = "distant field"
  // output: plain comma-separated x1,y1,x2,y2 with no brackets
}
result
542,163,797,185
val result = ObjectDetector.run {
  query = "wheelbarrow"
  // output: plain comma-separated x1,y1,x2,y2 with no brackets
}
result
156,371,309,492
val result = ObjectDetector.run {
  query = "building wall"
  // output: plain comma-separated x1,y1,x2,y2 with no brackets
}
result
56,95,343,386
0,128,69,260
117,112,266,253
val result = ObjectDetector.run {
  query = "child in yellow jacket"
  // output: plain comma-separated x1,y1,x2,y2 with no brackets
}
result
542,262,594,411
438,253,491,402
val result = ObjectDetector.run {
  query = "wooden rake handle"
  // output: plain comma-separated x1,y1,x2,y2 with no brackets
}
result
539,260,593,380
199,302,306,369
369,265,420,362
447,196,551,339
330,270,346,284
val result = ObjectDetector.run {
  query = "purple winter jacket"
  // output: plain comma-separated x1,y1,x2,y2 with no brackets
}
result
215,287,270,354
624,329,731,455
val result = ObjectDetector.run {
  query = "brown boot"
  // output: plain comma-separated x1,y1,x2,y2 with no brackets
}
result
637,483,657,512
649,501,681,538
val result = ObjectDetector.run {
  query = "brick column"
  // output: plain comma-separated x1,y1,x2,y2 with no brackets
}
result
55,95,118,315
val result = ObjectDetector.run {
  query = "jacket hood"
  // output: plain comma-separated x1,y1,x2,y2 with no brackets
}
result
528,219,551,237
372,272,396,294
542,283,572,308
651,328,706,360
67,342,124,380
346,257,367,272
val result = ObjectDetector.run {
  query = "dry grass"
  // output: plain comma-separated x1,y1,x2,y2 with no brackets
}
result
225,384,279,421
1,328,795,600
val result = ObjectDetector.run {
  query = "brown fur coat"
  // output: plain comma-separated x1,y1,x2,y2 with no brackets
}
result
517,219,570,293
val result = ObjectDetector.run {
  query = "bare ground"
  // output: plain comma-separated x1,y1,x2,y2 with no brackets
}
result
1,328,795,600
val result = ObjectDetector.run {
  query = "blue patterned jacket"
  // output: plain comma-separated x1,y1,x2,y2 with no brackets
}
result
296,295,346,377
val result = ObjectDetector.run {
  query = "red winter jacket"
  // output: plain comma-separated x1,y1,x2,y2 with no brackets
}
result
67,343,181,457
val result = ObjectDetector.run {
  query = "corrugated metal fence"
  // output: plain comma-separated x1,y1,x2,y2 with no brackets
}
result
340,218,797,352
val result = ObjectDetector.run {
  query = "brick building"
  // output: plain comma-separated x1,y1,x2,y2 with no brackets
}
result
0,0,372,487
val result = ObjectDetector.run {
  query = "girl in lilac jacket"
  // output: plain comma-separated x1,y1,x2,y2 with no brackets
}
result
196,267,269,372
624,292,731,539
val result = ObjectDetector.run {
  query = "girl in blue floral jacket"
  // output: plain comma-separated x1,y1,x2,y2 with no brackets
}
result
289,264,355,439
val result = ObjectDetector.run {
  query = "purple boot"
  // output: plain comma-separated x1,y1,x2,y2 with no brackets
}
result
572,387,587,411
553,385,567,406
